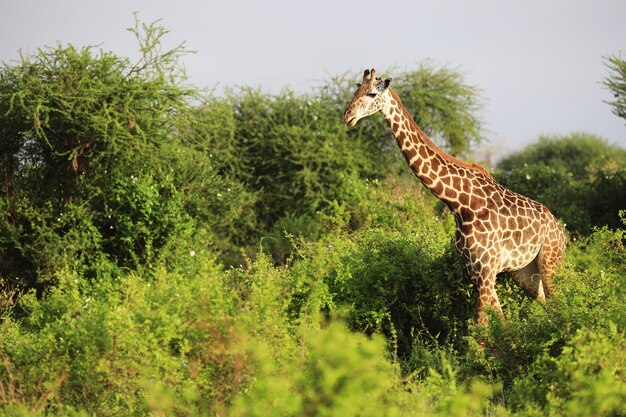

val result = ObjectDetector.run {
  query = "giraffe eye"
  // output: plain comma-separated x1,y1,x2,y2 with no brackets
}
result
366,93,377,98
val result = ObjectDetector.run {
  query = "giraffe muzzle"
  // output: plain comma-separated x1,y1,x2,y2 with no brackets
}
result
344,109,357,127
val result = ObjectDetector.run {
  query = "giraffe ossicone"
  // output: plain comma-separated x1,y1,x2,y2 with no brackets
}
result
344,68,566,324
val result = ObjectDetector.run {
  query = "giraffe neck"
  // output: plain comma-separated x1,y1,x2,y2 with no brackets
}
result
381,88,467,208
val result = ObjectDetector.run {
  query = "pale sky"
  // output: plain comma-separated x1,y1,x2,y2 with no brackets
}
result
1,0,625,159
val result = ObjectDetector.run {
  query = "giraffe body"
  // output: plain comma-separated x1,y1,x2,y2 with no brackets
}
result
344,69,566,323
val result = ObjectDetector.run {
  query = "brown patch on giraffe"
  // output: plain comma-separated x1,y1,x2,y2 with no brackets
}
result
522,227,535,241
483,184,497,195
444,187,457,199
473,231,489,245
418,146,429,159
403,147,417,163
474,187,486,198
458,192,470,206
461,178,471,192
474,222,488,234
470,196,486,211
503,195,515,206
431,181,444,196
460,206,475,222
476,207,490,221
420,174,434,187
451,176,461,191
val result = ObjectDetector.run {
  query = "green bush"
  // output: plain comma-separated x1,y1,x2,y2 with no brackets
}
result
510,325,626,416
225,88,369,235
0,19,252,288
0,257,248,416
228,321,403,417
285,177,474,363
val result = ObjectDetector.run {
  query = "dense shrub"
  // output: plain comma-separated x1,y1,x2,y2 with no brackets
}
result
225,88,369,236
0,259,243,415
0,20,252,289
225,61,485,246
285,177,473,363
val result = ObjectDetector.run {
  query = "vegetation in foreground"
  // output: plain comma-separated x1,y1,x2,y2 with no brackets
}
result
0,20,625,416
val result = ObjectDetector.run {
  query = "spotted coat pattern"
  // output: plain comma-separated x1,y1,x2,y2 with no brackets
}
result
344,69,566,324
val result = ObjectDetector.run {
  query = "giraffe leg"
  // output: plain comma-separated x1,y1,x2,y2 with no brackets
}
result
472,266,504,325
536,244,563,299
535,214,567,299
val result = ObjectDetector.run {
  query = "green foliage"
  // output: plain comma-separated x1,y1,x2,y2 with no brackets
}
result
229,319,508,417
495,133,626,235
228,321,403,417
285,177,473,364
329,228,470,358
219,65,484,261
604,54,626,123
225,88,368,236
0,19,252,288
509,325,626,417
0,258,247,416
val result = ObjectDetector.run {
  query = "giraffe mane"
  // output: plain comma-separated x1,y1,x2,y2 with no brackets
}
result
388,88,493,179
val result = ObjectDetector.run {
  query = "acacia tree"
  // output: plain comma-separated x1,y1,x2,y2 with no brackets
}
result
604,54,626,123
0,19,251,288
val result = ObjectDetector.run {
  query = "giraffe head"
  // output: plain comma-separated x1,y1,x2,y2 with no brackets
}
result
343,68,392,127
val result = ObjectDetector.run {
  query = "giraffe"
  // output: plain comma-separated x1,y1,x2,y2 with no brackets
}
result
343,69,566,324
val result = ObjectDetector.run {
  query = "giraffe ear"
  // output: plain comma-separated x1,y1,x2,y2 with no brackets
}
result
383,78,392,89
